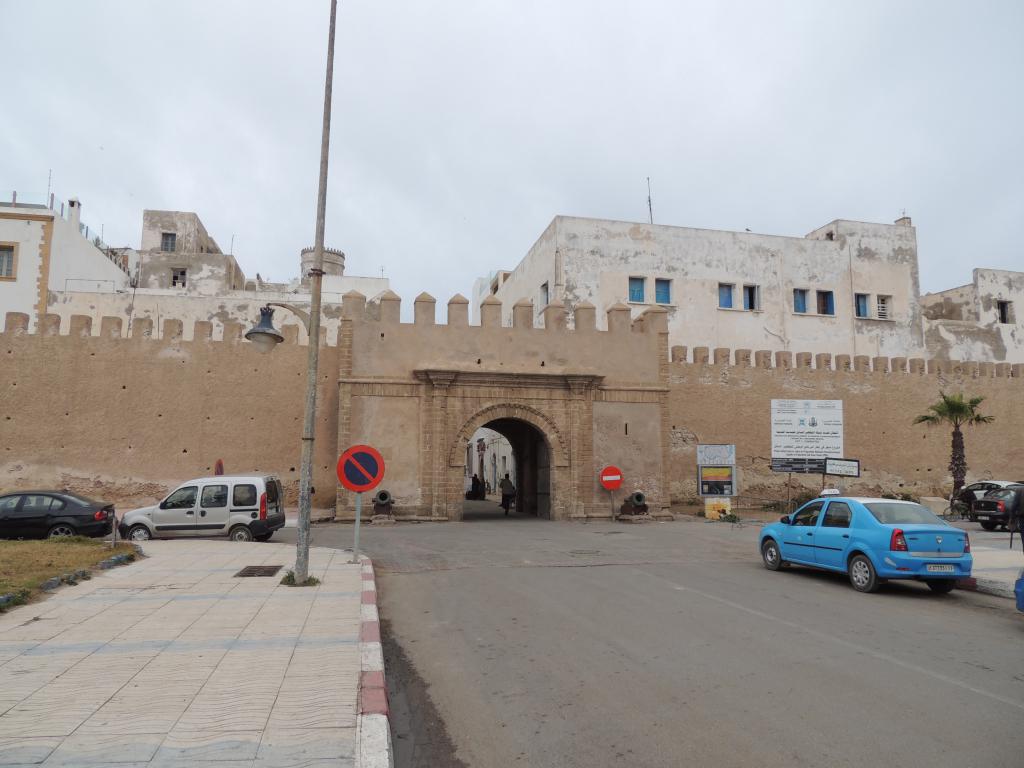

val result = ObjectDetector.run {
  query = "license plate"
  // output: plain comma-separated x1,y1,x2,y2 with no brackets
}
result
927,564,955,573
977,515,990,520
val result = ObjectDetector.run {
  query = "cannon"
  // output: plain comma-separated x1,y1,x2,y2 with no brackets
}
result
371,489,395,525
618,490,649,517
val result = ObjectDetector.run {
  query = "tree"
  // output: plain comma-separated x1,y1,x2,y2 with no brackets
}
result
913,392,994,497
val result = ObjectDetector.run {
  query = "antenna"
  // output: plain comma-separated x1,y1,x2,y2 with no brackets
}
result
230,234,235,254
646,177,654,224
46,169,52,203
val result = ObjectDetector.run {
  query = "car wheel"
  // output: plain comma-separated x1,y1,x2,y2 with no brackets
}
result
761,538,784,571
848,554,879,593
927,580,956,594
47,524,76,538
980,521,997,531
229,525,254,542
127,524,152,541
255,532,273,542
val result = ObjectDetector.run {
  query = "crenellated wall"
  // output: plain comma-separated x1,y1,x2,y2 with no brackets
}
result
1,287,1022,518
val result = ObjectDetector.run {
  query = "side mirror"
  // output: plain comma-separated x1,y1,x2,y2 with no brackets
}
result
159,500,168,510
779,515,791,524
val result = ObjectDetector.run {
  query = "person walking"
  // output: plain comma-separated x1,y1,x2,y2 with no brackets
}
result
499,473,515,516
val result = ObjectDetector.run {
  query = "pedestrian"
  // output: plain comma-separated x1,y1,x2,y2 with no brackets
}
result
499,473,515,516
471,474,482,500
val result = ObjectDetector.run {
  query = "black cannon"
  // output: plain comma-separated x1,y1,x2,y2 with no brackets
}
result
619,491,649,516
371,489,395,524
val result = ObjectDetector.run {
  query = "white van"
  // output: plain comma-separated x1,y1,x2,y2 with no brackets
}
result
119,474,286,542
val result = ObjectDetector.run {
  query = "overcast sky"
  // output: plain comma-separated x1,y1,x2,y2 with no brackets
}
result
3,1,1022,301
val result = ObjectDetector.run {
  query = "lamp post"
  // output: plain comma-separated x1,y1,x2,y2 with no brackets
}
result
245,0,338,584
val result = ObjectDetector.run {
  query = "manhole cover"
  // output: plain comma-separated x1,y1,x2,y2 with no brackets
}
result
234,565,283,577
569,549,601,556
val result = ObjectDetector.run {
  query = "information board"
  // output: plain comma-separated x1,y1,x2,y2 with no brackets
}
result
699,465,735,497
770,400,844,459
825,457,861,478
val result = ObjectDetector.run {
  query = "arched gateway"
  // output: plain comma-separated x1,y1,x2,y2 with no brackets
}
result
333,292,672,522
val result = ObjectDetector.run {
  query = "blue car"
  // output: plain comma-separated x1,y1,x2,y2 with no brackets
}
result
759,496,972,593
1015,568,1024,613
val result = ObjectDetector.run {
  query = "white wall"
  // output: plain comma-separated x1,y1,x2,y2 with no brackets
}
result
0,212,45,329
923,268,1024,363
48,212,129,293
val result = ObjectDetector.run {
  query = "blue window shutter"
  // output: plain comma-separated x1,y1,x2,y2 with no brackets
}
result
826,292,835,315
629,277,644,303
855,294,868,318
655,279,671,304
718,284,733,309
793,289,806,313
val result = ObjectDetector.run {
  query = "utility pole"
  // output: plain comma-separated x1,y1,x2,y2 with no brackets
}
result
646,177,654,224
294,0,338,584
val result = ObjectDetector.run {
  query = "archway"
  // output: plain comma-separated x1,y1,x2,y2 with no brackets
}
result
448,403,568,522
462,418,552,521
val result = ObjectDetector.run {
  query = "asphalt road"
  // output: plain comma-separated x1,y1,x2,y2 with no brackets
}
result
280,504,1024,768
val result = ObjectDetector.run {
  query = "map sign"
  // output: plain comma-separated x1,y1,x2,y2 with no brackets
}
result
696,444,736,465
770,400,844,460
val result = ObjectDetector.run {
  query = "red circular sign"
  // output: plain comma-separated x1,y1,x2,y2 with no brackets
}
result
599,465,623,491
337,444,386,493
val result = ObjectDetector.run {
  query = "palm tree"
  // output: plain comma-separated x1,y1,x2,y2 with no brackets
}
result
913,392,994,497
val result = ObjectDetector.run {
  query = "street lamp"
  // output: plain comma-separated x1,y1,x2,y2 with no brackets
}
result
244,0,338,584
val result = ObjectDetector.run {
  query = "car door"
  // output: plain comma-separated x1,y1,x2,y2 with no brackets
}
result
0,495,24,538
781,501,823,564
197,483,229,534
814,501,853,569
17,494,56,538
153,485,198,536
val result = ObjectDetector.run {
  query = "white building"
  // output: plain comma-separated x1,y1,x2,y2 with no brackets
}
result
473,215,926,360
0,197,130,331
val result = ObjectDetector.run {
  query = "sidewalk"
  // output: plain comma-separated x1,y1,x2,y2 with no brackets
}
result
961,542,1024,599
0,540,391,767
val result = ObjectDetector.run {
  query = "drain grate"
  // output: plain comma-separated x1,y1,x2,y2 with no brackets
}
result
234,565,284,578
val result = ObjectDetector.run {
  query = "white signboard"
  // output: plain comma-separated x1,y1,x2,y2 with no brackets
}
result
825,458,860,477
697,444,736,465
771,400,844,459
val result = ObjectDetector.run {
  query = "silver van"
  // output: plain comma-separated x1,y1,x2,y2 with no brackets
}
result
119,474,286,542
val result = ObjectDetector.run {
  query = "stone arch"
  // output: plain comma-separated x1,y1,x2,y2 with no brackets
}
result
448,402,569,469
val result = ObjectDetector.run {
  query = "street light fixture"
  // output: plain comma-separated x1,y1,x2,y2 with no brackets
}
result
244,0,338,584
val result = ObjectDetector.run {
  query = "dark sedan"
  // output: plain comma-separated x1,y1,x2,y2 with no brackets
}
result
971,484,1024,531
0,492,115,539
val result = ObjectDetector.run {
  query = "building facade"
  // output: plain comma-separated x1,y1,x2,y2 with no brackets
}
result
922,269,1024,363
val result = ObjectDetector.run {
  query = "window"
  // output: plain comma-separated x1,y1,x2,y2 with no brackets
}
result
539,282,549,307
233,484,258,507
793,289,808,314
160,232,177,252
792,501,823,527
742,284,759,311
21,495,56,514
171,268,187,288
855,293,869,318
817,290,835,315
629,277,645,303
997,300,1013,324
0,245,15,279
0,495,20,511
718,283,734,309
201,485,228,508
822,501,852,528
876,295,891,320
655,278,671,304
163,486,197,509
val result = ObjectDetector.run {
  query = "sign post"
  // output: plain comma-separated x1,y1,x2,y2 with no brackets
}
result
337,444,386,564
599,465,623,518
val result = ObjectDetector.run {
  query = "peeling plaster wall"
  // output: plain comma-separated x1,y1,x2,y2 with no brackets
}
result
138,251,245,293
489,216,924,358
923,269,1024,363
140,210,220,254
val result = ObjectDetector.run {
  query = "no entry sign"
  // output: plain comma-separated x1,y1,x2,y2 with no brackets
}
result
337,444,385,493
599,465,623,491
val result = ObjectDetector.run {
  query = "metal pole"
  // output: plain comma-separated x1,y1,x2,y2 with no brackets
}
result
351,492,362,564
295,0,338,584
787,472,792,514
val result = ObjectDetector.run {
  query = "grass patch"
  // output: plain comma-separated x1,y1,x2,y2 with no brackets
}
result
0,537,137,608
280,570,321,587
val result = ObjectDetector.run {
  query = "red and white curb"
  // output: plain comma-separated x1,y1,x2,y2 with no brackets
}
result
357,555,393,768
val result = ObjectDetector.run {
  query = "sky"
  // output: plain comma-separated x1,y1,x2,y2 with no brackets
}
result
3,0,1023,302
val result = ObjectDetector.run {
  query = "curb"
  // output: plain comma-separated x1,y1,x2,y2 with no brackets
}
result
356,555,393,768
956,576,1017,600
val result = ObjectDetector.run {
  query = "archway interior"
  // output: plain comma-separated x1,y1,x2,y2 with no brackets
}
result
462,418,551,521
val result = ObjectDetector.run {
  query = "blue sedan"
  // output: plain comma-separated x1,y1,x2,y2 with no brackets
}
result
1015,568,1023,613
759,496,972,593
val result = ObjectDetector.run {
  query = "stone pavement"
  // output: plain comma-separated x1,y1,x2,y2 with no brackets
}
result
0,540,388,768
963,540,1024,598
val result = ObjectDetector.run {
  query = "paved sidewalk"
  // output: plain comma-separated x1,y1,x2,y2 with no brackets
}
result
963,542,1024,598
0,540,381,767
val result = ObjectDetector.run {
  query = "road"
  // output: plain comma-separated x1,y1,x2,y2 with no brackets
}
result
279,504,1024,768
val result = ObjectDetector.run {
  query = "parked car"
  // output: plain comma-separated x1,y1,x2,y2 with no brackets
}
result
0,491,114,539
759,496,971,593
119,474,285,542
957,480,1022,512
970,485,1024,531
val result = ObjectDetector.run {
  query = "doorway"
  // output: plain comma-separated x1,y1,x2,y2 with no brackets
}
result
462,417,551,521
